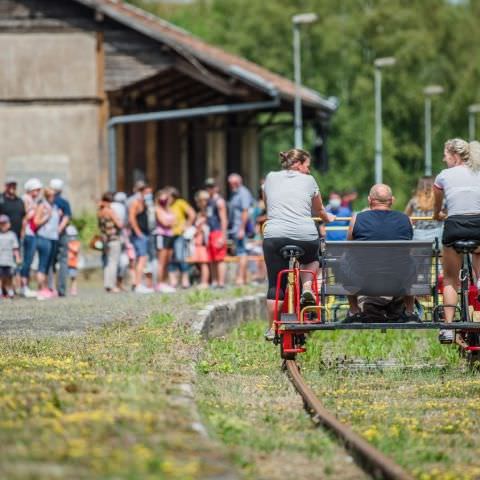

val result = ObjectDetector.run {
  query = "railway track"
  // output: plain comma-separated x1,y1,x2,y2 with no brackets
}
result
285,359,413,480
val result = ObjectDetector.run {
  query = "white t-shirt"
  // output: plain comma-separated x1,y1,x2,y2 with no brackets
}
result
434,165,480,216
263,170,320,240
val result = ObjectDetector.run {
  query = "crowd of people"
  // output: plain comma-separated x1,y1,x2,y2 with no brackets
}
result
0,177,76,300
95,173,266,294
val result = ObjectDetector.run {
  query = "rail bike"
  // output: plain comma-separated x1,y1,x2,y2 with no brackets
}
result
272,229,480,366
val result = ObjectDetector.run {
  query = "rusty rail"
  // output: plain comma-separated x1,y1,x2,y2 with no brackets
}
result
285,359,413,480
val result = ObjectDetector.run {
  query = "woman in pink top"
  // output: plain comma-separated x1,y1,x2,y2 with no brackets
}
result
155,188,175,292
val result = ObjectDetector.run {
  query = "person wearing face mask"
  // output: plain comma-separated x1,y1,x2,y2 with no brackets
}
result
154,188,175,293
324,192,352,241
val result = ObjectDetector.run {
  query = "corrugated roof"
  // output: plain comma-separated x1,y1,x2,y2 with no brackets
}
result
73,0,337,112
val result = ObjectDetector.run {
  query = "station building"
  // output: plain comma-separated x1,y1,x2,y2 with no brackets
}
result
1,0,336,209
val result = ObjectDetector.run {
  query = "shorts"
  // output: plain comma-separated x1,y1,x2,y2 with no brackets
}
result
0,266,13,279
156,235,174,250
131,234,149,258
208,230,227,262
358,296,404,321
68,267,78,279
234,237,247,256
263,236,320,300
442,214,480,246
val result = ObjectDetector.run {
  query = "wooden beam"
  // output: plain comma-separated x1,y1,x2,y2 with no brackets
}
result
175,59,249,98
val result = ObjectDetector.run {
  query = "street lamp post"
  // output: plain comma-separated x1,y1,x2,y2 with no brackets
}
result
468,104,480,141
424,85,444,177
292,13,318,149
373,57,396,184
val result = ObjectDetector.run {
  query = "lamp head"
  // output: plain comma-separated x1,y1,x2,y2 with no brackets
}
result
424,85,444,96
292,13,318,24
374,57,396,68
468,104,480,114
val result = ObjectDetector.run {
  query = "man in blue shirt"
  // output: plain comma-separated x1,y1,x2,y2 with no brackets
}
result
344,184,417,323
50,179,72,297
325,192,352,241
228,173,253,285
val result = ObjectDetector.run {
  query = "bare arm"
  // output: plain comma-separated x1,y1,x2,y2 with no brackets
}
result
433,186,446,220
312,194,335,223
347,214,357,240
58,214,70,235
217,198,228,241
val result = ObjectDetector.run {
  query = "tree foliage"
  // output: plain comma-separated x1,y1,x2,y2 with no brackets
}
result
129,0,480,206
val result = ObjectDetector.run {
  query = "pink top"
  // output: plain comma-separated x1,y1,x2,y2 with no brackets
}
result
155,210,175,236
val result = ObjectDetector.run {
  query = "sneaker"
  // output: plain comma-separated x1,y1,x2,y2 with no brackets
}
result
156,283,176,293
6,289,14,299
264,327,275,342
300,289,316,308
340,311,365,324
439,329,454,344
21,286,38,298
37,288,54,300
134,284,154,294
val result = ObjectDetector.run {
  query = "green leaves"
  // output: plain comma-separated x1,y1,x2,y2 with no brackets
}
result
129,0,480,207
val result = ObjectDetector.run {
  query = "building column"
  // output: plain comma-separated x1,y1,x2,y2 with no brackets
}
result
145,121,157,189
206,117,227,196
241,126,260,193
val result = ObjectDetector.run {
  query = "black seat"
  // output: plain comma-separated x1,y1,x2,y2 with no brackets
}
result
452,240,480,254
279,245,305,260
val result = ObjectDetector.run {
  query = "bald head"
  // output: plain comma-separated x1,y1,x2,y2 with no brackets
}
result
368,183,394,209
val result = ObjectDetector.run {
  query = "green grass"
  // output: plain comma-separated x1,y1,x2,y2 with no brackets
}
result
0,314,215,480
199,321,480,480
197,322,366,479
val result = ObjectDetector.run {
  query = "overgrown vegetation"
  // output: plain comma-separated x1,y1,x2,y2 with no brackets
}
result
127,0,480,207
0,313,208,479
199,320,480,479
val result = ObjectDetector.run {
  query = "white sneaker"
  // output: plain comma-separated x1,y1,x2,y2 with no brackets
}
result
156,283,176,293
134,284,154,294
264,327,275,342
439,329,454,344
21,286,37,298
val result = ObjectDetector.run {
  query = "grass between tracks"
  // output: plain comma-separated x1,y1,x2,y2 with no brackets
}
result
197,322,366,480
0,287,256,480
199,321,480,480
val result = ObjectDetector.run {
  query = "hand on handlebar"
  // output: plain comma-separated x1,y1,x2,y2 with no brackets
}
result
326,213,336,223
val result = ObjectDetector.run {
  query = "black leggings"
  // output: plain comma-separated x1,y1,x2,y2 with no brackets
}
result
263,237,320,300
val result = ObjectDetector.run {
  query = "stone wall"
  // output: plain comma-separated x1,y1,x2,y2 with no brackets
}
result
0,32,102,210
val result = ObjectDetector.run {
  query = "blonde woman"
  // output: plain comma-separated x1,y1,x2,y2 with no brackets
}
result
434,139,480,343
405,176,443,241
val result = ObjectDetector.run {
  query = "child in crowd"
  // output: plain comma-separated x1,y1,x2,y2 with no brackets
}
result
66,225,81,296
0,215,20,298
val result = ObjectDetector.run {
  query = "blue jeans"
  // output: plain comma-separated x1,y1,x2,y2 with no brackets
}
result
36,236,55,274
21,235,37,279
55,233,68,296
131,234,149,258
168,236,190,273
